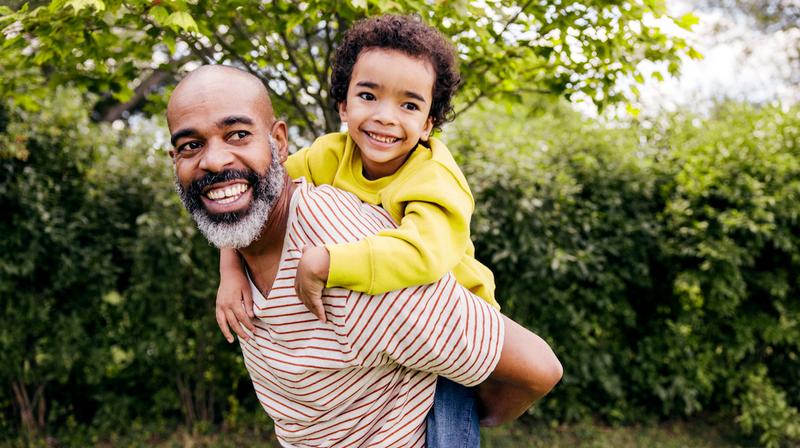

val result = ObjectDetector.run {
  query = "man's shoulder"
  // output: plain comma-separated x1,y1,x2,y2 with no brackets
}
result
291,179,397,245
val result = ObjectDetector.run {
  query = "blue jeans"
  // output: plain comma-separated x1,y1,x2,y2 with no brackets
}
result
425,377,480,447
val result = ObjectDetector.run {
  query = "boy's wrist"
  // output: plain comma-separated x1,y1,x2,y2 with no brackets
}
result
305,246,330,282
219,248,242,273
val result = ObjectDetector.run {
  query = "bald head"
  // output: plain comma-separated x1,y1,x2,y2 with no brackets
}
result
167,65,274,130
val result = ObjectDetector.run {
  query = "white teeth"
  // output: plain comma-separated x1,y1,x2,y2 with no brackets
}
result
206,183,248,201
367,132,399,144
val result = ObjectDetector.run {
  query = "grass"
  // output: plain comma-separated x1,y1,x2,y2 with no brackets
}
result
480,417,756,448
4,417,758,447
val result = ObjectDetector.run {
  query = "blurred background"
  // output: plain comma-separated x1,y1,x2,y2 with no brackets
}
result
1,1,798,446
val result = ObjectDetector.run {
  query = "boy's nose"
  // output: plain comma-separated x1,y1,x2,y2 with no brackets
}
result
373,103,398,125
198,139,235,172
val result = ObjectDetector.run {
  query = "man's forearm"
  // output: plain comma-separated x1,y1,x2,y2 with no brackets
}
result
477,315,563,426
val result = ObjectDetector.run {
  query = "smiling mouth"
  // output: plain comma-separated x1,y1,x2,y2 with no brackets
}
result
204,183,250,204
366,131,400,144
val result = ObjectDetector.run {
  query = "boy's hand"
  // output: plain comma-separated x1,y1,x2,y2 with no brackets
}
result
215,272,256,343
296,246,330,323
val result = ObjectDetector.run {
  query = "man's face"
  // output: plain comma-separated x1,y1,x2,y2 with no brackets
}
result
167,74,287,248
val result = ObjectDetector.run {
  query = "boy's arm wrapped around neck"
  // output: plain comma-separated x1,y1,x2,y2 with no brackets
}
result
325,162,475,296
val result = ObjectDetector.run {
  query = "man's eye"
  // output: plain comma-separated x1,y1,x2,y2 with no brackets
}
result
358,92,376,101
229,130,250,141
177,141,202,153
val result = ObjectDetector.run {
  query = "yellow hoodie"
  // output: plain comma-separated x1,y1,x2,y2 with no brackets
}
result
286,132,498,309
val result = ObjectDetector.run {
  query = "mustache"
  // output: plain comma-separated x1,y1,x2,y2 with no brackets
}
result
185,169,259,200
179,169,261,224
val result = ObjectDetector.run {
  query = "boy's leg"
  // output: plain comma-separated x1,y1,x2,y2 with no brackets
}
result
425,376,480,447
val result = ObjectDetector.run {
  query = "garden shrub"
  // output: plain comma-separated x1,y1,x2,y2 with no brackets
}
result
0,91,257,440
2,91,798,446
449,98,800,445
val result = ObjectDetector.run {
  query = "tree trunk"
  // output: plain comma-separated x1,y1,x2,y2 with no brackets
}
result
11,380,45,435
176,374,197,428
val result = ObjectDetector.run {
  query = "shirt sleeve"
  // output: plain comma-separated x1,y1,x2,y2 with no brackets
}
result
285,133,344,185
325,162,475,295
346,274,504,387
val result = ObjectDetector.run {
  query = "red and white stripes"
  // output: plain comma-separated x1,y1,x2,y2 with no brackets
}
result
239,180,504,447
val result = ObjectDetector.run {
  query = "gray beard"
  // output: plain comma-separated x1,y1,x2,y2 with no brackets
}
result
175,146,285,249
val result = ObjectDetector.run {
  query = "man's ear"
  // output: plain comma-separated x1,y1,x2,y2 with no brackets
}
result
421,117,434,142
338,101,348,124
270,120,290,163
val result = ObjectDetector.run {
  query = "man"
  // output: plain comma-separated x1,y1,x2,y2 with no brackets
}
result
167,65,562,447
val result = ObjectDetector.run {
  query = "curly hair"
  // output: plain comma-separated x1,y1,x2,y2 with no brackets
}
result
330,14,462,130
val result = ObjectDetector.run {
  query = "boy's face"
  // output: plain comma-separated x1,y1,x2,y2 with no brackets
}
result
339,48,435,179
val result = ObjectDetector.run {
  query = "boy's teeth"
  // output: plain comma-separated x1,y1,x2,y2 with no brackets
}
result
206,183,249,201
367,132,398,143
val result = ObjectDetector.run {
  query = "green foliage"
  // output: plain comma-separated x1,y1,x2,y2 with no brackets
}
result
737,367,800,448
647,102,800,445
448,98,800,445
0,0,696,139
0,91,256,439
1,39,797,445
449,98,661,422
0,88,121,436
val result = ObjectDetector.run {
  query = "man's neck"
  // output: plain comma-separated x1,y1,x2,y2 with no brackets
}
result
237,176,296,295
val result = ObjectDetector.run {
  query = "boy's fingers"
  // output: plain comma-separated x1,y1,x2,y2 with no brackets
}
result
298,288,323,322
225,308,248,342
311,297,327,323
236,300,256,333
243,291,255,319
216,309,234,343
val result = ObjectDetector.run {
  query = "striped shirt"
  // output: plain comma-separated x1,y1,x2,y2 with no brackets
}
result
240,179,504,447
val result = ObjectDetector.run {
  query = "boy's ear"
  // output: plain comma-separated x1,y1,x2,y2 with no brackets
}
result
338,101,348,123
421,117,434,141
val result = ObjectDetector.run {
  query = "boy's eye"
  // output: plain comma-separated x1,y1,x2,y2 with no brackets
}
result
177,141,203,153
358,92,376,101
402,102,420,111
229,130,250,141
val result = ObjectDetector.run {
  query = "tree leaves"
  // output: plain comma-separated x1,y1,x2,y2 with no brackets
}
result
164,11,198,33
449,96,800,444
64,0,105,13
2,0,696,141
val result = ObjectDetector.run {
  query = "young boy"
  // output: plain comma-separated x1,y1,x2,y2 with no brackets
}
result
217,14,499,332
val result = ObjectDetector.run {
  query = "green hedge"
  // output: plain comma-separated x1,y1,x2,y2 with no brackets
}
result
449,99,800,446
1,92,798,446
0,90,259,443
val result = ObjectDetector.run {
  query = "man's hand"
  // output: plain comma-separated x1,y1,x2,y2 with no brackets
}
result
215,269,256,343
296,245,330,323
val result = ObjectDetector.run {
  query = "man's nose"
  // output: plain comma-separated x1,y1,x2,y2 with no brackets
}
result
198,138,235,172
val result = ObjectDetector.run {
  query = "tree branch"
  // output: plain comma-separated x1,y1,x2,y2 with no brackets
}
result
464,0,535,71
101,70,171,122
277,27,324,106
225,19,320,135
270,68,319,134
301,24,323,83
